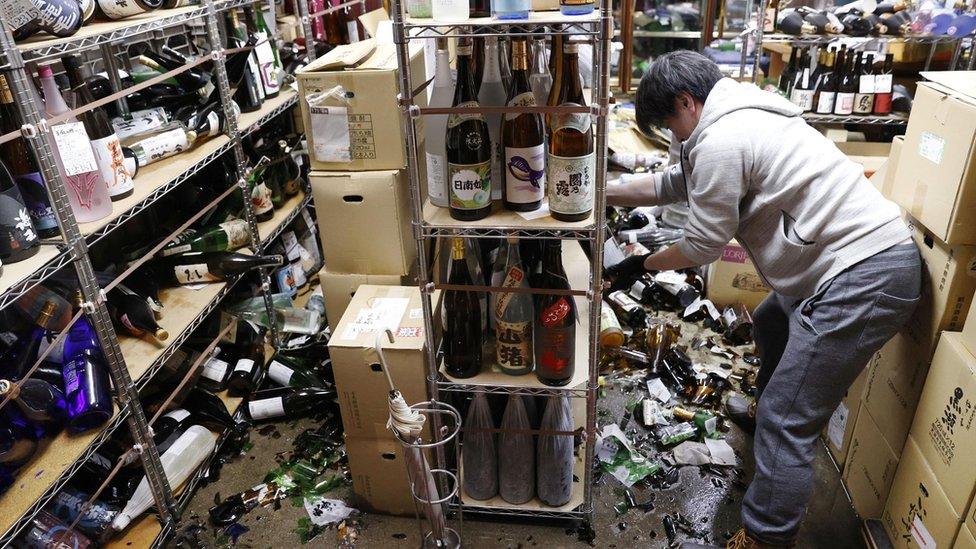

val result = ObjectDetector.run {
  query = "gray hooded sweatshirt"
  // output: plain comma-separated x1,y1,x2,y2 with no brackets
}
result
655,78,910,299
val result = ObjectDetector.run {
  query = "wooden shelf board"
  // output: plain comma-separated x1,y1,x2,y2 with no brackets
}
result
256,191,306,243
423,200,595,233
0,245,62,297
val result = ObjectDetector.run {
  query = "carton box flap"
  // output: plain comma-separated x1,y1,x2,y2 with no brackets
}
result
921,71,976,102
300,39,378,73
359,7,389,38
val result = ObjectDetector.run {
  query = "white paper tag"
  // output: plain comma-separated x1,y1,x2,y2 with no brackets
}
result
249,396,286,420
409,308,423,319
303,497,356,526
268,360,294,386
911,514,937,549
234,358,256,374
201,357,229,382
516,201,551,221
340,297,410,341
310,105,351,163
165,409,191,422
646,378,672,403
827,402,849,449
51,123,98,176
919,131,946,165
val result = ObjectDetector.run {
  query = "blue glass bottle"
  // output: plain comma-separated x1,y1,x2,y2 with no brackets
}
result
560,0,594,16
62,292,113,434
492,0,529,19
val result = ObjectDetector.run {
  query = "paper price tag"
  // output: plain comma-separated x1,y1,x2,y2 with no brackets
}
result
0,0,40,31
51,122,98,176
310,105,351,163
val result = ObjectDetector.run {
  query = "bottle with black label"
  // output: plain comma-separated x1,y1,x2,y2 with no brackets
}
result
106,284,169,341
0,159,39,264
96,0,162,19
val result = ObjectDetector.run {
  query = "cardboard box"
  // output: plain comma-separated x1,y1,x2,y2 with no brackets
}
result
705,239,771,312
310,170,417,276
970,494,976,537
345,436,415,516
956,525,976,549
874,135,904,196
824,367,870,468
963,298,976,358
863,331,931,455
329,285,433,438
882,436,962,549
843,407,901,519
889,72,976,245
297,39,426,171
909,332,976,517
318,270,408,333
906,217,976,358
835,141,892,179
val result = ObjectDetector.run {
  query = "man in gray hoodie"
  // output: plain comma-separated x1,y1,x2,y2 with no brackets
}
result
607,51,921,547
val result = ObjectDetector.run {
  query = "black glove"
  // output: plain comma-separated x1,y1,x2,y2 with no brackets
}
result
605,254,651,292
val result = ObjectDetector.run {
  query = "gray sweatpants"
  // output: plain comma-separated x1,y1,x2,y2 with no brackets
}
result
742,243,922,544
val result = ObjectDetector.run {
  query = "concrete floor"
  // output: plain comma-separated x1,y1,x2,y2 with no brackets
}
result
174,378,864,548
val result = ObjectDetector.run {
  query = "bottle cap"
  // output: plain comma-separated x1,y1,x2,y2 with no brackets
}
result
154,328,170,341
0,379,18,399
37,300,57,329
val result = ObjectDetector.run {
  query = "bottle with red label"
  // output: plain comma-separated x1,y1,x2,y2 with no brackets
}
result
534,240,575,386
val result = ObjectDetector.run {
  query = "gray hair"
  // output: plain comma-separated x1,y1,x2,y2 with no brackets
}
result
635,50,723,133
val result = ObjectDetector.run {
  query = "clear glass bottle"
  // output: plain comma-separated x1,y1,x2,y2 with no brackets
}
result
124,121,197,167
425,38,453,208
478,36,507,201
529,37,553,108
432,0,469,25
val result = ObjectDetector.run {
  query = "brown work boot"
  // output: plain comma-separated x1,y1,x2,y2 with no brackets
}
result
725,394,757,435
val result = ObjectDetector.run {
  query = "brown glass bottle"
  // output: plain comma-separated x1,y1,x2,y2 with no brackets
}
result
502,38,545,212
547,41,594,222
444,238,483,378
535,240,575,386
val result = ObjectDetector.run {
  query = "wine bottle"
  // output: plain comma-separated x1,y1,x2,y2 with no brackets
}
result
547,41,594,222
493,0,529,19
872,53,894,115
812,49,838,115
267,353,325,388
479,37,506,200
227,328,266,397
112,426,217,531
0,414,38,468
47,487,118,540
535,241,575,386
599,303,625,348
447,39,492,221
247,387,335,421
834,50,857,115
11,0,83,41
63,56,135,202
95,0,162,19
38,65,112,224
147,251,285,286
494,238,534,375
4,301,58,383
226,11,265,112
537,395,574,506
462,393,498,500
529,37,552,108
159,219,251,256
0,159,39,264
853,52,876,115
152,409,195,456
789,67,814,112
249,168,274,223
546,33,563,130
247,5,283,99
23,511,93,548
499,38,513,99
106,284,169,341
503,38,545,213
498,395,534,504
111,107,169,142
443,238,483,378
197,347,234,392
124,121,198,167
0,76,58,238
0,378,67,428
471,0,490,17
607,289,647,329
325,0,349,45
779,46,799,95
62,291,113,434
425,38,453,208
183,387,237,431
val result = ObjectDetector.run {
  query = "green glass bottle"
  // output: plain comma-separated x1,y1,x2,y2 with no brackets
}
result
159,219,251,257
266,353,324,388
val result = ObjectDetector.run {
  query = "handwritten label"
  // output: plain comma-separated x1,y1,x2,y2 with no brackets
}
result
51,123,97,176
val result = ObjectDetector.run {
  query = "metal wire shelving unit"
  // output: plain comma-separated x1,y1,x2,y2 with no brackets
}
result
390,2,611,523
0,0,329,544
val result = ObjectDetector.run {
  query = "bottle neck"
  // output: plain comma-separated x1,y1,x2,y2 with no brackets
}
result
560,50,583,101
455,51,476,101
483,38,502,83
40,73,70,116
434,49,452,87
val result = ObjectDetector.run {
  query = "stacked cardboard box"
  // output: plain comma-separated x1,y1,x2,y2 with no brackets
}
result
327,285,438,515
841,71,976,523
704,239,771,312
298,39,426,331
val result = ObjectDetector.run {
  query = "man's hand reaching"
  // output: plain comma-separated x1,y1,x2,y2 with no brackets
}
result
605,254,651,292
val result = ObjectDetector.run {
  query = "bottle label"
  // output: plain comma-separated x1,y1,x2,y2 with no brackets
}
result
552,102,591,133
174,263,218,284
541,297,571,328
90,134,134,197
51,122,98,177
495,266,525,317
15,172,58,232
165,409,191,422
496,319,532,372
858,74,876,94
505,144,545,204
854,93,875,114
201,357,229,381
253,31,282,96
64,360,82,393
234,358,256,373
504,91,536,121
252,182,273,215
547,152,594,215
447,101,485,128
0,188,38,253
874,74,893,93
789,89,814,111
600,304,622,332
268,360,294,386
448,160,491,210
204,111,221,137
834,93,855,115
537,324,573,377
96,0,144,19
220,219,252,249
160,243,191,256
426,152,446,202
815,92,836,114
249,396,285,420
137,127,190,163
112,107,168,141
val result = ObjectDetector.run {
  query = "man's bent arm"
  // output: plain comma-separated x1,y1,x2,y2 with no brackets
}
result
607,162,687,208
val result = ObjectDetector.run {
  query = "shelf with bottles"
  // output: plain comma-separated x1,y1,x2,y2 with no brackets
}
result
0,245,75,313
615,29,702,39
438,238,594,396
760,32,960,45
422,200,595,240
237,88,299,140
0,406,125,541
801,112,908,125
402,10,601,38
256,191,309,249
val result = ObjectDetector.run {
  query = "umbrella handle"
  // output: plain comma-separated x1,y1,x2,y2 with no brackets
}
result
374,328,397,391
